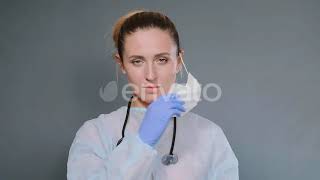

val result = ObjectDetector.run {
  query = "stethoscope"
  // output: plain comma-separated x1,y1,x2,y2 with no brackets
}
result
116,95,178,166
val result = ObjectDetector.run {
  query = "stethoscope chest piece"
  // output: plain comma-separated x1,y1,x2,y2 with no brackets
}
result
161,153,178,166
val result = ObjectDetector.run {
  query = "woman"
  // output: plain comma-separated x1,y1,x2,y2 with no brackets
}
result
67,10,239,180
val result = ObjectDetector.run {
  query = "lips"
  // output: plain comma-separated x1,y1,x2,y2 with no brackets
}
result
143,84,160,94
145,86,158,89
143,84,159,88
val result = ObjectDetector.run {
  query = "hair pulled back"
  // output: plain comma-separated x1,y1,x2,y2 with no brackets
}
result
112,10,181,60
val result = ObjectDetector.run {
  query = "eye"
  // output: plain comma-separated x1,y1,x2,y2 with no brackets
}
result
156,57,168,64
131,59,143,66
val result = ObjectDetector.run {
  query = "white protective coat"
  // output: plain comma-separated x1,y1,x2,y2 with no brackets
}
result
67,106,239,180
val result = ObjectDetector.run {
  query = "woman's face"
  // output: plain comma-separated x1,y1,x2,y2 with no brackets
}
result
117,28,182,104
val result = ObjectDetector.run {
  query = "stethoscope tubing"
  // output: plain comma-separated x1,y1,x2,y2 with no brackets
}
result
116,95,178,165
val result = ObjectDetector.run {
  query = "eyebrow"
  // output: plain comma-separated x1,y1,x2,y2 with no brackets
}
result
128,52,170,59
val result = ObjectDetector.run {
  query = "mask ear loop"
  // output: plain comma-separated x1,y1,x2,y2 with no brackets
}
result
115,60,119,87
179,52,189,79
115,56,124,87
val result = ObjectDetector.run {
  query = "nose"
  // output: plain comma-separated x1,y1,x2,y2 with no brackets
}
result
145,63,157,82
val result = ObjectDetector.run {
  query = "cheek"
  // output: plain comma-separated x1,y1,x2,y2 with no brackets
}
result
124,63,142,82
127,73,143,86
159,70,177,91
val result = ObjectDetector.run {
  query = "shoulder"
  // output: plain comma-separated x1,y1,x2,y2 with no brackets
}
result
75,106,126,139
183,111,225,137
71,106,127,153
185,112,238,164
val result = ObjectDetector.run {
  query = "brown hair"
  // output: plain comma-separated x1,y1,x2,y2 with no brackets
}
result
112,10,181,61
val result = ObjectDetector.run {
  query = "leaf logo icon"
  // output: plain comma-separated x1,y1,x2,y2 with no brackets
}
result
99,81,118,102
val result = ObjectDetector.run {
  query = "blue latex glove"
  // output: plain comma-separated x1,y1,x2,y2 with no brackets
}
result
138,93,186,147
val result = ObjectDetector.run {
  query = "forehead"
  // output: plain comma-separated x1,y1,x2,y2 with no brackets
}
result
123,28,177,57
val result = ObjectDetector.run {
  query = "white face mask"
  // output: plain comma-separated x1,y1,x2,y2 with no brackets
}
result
168,56,201,117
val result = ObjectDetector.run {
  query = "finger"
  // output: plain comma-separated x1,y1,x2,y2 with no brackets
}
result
170,98,185,106
167,97,185,107
159,93,173,103
170,109,182,118
168,93,178,100
155,94,171,104
169,102,186,112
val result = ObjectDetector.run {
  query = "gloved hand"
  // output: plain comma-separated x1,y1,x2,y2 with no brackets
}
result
138,93,185,147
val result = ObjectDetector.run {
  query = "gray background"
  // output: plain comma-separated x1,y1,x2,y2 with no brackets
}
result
1,0,319,179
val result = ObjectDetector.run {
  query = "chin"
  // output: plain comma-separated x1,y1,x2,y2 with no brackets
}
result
138,93,160,104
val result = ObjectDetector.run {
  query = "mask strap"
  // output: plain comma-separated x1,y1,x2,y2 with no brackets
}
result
116,63,119,85
179,53,189,74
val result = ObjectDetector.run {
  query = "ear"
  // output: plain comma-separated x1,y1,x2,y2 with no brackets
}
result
113,53,126,74
176,49,185,74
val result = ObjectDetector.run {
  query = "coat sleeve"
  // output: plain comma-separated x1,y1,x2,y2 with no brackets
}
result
67,120,158,180
208,127,239,180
